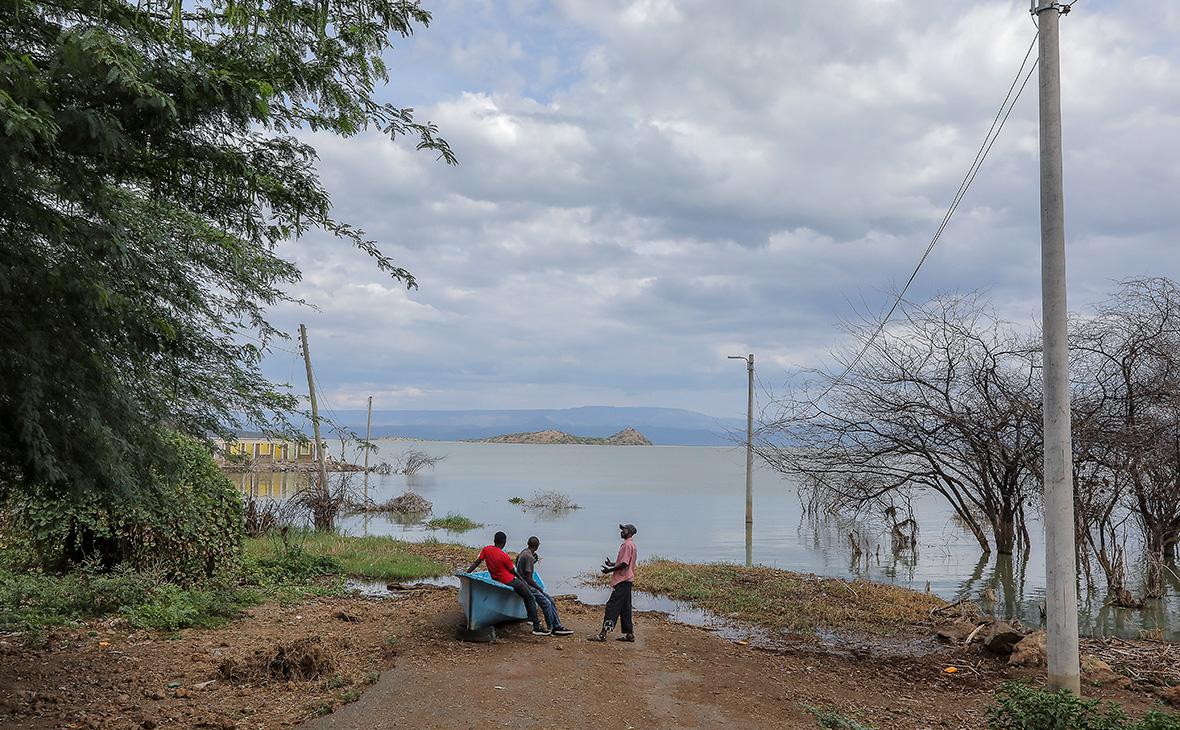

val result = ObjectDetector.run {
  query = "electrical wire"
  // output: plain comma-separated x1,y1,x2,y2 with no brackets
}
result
802,33,1041,412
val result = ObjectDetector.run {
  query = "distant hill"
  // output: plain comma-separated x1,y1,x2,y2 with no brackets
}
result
306,406,742,446
478,427,652,446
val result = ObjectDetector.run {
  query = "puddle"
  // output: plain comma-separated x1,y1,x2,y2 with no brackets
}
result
344,579,941,659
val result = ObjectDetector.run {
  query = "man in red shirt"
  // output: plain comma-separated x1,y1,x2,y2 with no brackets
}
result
588,523,638,643
466,531,547,635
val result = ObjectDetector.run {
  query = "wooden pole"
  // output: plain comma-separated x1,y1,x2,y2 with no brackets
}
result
299,324,330,518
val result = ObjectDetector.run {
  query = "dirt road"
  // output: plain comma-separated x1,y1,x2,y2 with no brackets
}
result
0,588,1162,730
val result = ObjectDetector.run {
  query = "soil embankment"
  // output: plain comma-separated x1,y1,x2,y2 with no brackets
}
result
0,585,1170,730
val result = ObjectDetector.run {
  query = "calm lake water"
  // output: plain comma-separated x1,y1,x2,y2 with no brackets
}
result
234,440,1180,640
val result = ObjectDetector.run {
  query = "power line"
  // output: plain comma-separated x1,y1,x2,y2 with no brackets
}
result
803,33,1040,411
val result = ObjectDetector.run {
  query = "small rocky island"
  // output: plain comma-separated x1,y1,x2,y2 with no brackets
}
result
478,427,652,446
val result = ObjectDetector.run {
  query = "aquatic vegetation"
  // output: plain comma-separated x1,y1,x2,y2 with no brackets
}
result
423,514,484,532
508,496,526,505
522,490,580,511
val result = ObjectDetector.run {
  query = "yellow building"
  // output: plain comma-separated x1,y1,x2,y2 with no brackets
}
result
217,433,320,464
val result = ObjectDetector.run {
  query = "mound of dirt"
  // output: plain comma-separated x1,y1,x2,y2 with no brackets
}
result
218,636,336,682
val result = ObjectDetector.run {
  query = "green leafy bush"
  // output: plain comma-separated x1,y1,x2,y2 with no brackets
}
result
6,433,243,583
986,683,1180,730
121,582,260,631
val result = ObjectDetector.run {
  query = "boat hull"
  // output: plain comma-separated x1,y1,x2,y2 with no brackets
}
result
456,571,546,630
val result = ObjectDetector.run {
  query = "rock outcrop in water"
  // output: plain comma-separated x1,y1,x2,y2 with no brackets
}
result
478,427,652,446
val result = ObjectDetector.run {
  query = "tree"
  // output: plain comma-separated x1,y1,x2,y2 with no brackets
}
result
1071,278,1180,597
758,293,1041,555
0,1,454,504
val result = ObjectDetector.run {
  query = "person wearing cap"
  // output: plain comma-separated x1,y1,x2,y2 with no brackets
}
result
588,523,638,642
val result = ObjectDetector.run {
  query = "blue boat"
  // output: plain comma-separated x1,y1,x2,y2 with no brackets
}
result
456,570,546,631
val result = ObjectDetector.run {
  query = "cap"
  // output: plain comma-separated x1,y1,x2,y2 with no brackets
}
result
619,523,637,536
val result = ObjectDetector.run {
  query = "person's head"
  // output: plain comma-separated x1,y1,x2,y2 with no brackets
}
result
619,523,637,540
493,531,507,548
527,536,540,551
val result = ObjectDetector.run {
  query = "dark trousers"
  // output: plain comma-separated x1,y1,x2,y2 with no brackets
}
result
602,580,633,635
508,577,541,629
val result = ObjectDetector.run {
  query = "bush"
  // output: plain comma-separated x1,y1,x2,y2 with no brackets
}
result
5,433,244,583
805,706,877,730
121,581,260,631
986,683,1180,730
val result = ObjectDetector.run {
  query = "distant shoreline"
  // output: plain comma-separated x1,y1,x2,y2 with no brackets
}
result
472,427,652,446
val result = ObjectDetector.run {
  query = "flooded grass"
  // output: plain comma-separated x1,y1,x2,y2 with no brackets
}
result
244,532,472,582
632,559,945,636
422,513,484,532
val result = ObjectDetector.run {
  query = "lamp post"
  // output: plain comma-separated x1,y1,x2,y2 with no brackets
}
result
728,353,754,565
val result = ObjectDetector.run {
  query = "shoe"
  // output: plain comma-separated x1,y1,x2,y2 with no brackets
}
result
587,634,607,642
552,627,574,636
616,634,635,642
531,627,551,636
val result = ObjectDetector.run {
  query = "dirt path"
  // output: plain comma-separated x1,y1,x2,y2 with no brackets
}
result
301,598,1152,730
0,588,1164,730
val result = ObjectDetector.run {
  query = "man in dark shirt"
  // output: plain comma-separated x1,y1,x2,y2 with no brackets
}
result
466,531,547,635
516,536,573,636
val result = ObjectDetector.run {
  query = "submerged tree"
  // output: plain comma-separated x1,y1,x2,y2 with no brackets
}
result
0,1,454,505
1071,278,1180,597
759,293,1041,555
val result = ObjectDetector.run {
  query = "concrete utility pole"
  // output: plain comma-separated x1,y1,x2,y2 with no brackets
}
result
364,395,373,502
1032,0,1080,694
299,324,330,504
728,353,755,537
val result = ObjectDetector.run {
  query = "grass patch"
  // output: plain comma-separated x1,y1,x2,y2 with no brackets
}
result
244,531,473,582
422,514,483,532
985,682,1180,729
609,559,944,636
0,565,261,634
805,705,877,729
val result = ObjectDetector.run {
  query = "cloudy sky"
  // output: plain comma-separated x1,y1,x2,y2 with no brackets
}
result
261,0,1180,419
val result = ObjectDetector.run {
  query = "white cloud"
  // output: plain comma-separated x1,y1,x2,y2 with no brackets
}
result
263,0,1180,417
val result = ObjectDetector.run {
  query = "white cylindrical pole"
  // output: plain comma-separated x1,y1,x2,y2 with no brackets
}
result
1034,0,1080,694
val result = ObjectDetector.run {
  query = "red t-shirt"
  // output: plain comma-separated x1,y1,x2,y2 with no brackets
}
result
478,545,516,585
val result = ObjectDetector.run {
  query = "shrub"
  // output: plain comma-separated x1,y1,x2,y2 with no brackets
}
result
986,683,1180,730
805,706,877,730
6,433,244,583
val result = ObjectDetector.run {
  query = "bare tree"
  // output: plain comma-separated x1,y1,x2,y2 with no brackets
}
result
1071,278,1180,596
759,293,1040,555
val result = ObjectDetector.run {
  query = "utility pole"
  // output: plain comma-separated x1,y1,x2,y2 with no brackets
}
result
728,353,755,541
1032,0,1080,694
299,324,330,511
363,395,373,503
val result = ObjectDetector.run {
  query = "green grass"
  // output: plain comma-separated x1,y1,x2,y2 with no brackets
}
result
986,682,1180,729
422,513,483,532
806,706,877,730
243,531,469,581
591,559,944,636
0,565,262,634
0,530,477,636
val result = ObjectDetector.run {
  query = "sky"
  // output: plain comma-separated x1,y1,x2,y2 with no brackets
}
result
260,0,1180,420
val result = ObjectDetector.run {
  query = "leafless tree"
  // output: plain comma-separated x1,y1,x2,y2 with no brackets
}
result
395,448,445,476
1071,278,1180,597
758,292,1040,555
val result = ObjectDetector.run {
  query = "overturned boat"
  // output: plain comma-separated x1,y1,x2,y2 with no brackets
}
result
456,570,546,639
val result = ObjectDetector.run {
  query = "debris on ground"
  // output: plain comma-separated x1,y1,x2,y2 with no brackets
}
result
218,636,337,682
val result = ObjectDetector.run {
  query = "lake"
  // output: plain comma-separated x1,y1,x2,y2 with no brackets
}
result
234,440,1180,640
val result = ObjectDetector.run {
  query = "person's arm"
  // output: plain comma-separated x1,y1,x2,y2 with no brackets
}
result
601,560,628,574
465,549,485,574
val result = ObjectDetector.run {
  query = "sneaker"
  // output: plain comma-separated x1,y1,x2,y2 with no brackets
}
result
616,634,635,642
531,627,551,636
587,633,607,642
551,626,574,636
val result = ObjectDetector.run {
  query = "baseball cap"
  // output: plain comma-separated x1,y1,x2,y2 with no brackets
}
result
619,523,637,536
